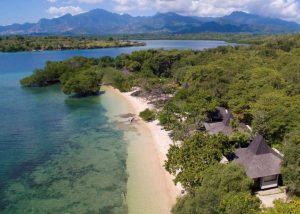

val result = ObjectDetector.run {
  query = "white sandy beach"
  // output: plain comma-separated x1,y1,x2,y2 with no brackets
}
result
122,90,176,162
101,86,181,214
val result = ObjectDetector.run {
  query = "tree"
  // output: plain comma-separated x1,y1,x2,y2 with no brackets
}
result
128,61,141,72
219,192,261,214
20,57,97,88
229,131,251,148
172,164,258,214
181,90,219,129
172,186,222,214
158,101,181,130
201,163,253,194
139,109,156,122
146,51,181,77
251,92,300,144
264,198,300,214
165,132,230,189
98,56,115,68
184,64,231,99
281,127,300,196
62,70,103,96
112,72,132,92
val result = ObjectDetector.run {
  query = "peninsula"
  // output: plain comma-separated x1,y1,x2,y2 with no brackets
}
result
0,36,145,52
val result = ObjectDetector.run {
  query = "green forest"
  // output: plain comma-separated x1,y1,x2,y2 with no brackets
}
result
0,36,144,52
21,34,300,213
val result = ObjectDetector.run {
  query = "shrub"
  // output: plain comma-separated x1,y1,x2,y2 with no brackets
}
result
139,108,156,122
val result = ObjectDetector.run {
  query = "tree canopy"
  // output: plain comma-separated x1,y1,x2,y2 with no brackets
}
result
264,198,300,214
165,132,232,189
62,69,103,96
172,163,260,214
0,36,144,52
281,127,300,196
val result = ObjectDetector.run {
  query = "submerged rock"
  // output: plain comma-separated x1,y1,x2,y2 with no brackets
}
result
119,113,136,118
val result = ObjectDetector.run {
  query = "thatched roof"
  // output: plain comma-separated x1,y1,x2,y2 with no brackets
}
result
204,107,234,136
234,135,282,179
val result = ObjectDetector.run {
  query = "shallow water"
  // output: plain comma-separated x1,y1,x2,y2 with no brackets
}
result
0,40,235,213
0,86,128,213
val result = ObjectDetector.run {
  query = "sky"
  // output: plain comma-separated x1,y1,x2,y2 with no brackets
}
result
1,0,300,25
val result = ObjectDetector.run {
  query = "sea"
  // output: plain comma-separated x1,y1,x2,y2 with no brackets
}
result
0,40,234,213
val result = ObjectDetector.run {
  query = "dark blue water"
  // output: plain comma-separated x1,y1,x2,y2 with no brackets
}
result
0,40,233,213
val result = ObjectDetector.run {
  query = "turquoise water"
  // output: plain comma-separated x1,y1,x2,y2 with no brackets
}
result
0,40,234,213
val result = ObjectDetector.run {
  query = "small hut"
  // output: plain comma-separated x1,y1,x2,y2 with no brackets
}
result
203,107,234,136
234,135,282,190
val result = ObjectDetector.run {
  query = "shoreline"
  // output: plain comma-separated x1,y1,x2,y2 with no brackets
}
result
102,86,181,213
121,89,175,163
0,42,145,53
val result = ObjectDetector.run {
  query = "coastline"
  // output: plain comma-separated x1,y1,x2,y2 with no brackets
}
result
0,41,145,53
121,89,176,164
101,86,181,214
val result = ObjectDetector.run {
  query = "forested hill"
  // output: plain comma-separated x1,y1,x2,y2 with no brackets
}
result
1,9,300,35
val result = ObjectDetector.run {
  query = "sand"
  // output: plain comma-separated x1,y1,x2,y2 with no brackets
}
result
101,86,181,214
122,90,175,162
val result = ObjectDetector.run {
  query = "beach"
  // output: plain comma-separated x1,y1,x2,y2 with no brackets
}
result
101,86,181,214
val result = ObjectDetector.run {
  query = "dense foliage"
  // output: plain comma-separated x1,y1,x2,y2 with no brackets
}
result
0,36,144,52
139,109,156,122
281,127,300,196
62,69,103,96
20,57,101,96
165,133,231,189
264,198,300,214
172,164,260,214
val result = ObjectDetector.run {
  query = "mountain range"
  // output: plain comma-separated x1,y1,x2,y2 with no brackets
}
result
1,9,300,35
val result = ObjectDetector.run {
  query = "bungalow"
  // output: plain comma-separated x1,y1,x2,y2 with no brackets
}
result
203,107,247,136
234,134,283,190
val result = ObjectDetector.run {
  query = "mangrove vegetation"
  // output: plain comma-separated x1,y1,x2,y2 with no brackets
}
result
0,36,144,52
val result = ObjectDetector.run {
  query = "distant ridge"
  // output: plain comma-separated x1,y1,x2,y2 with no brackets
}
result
0,9,299,35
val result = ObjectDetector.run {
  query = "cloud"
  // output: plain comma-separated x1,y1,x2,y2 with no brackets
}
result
47,0,103,4
113,0,300,23
114,0,149,13
47,6,84,16
77,0,103,3
46,0,300,22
